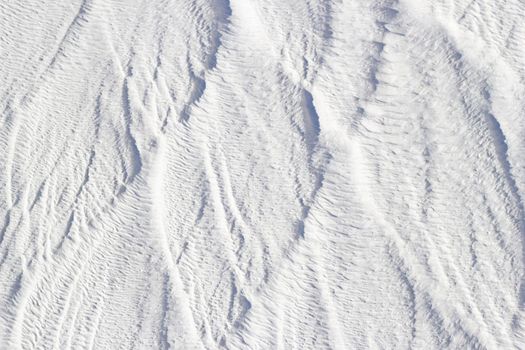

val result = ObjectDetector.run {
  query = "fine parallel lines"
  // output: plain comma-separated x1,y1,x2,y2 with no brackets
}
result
0,0,524,349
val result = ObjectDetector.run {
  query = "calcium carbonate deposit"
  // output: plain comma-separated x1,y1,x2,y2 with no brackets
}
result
1,0,525,348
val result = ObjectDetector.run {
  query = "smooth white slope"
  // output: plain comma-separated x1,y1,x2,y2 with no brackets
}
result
0,0,524,349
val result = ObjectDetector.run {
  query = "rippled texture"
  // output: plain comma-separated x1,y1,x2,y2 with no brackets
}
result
1,0,525,348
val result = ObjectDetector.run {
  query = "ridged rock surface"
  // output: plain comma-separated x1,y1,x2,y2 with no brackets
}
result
1,0,525,348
